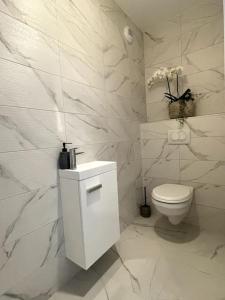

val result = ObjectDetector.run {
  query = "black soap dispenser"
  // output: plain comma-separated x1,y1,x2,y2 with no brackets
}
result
59,142,72,169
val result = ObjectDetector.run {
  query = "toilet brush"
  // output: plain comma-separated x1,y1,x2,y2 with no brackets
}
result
140,187,151,218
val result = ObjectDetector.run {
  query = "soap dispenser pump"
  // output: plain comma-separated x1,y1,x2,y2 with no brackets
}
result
59,142,72,169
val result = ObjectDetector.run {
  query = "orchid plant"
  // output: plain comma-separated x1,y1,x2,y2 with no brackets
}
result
147,66,194,104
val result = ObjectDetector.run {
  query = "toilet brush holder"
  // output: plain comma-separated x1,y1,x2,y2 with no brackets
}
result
140,187,151,218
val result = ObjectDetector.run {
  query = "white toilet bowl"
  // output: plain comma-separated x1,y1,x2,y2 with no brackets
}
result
152,184,193,225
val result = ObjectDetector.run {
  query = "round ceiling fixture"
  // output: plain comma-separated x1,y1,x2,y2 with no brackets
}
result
124,26,134,44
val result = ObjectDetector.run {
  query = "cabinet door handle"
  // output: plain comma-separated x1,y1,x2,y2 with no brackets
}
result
87,184,102,193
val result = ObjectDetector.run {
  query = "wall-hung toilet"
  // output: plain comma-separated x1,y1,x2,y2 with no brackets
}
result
152,184,193,225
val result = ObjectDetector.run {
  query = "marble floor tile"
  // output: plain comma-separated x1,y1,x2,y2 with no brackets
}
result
49,215,225,300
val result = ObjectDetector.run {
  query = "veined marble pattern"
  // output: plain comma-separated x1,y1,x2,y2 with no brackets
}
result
56,0,104,58
0,12,60,75
60,43,104,90
0,0,146,298
141,139,179,160
0,255,79,300
0,148,59,200
0,0,58,39
0,58,63,111
62,79,107,117
0,219,64,295
182,43,224,76
180,160,225,185
180,137,225,161
0,186,59,246
142,158,179,180
144,17,181,68
0,107,65,152
49,216,225,300
65,114,110,145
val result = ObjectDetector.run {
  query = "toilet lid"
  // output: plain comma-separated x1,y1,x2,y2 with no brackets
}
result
152,184,193,204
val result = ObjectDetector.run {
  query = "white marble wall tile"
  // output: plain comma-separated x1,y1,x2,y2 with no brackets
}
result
104,45,129,77
0,255,79,300
180,160,225,185
62,79,107,117
104,69,131,98
0,186,59,246
186,114,225,138
0,12,60,75
0,59,63,111
182,43,224,76
60,43,104,90
56,0,104,58
107,93,136,120
180,137,225,161
142,158,179,180
182,67,225,116
144,17,181,68
181,181,225,210
130,97,147,123
77,141,135,167
0,148,59,200
117,160,142,202
108,118,140,142
140,119,182,140
0,0,58,39
65,113,110,145
186,204,225,234
0,107,65,152
0,219,64,296
100,2,127,52
181,13,224,55
141,139,179,160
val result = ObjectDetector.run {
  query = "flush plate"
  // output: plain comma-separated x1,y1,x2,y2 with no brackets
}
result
168,129,190,145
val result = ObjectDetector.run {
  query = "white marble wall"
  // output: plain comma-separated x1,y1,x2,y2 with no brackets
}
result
141,116,225,233
145,0,224,122
0,0,145,299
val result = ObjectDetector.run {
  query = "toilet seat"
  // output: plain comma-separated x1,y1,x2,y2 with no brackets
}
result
152,184,193,204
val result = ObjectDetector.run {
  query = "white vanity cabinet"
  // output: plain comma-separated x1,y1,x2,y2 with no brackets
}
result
59,161,120,270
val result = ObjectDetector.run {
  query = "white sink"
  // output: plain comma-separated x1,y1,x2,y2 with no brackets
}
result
59,161,117,181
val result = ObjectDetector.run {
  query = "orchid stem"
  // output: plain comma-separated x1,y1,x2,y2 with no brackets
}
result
166,76,171,95
176,73,179,97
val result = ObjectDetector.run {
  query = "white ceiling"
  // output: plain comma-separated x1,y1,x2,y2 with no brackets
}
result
114,0,182,31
